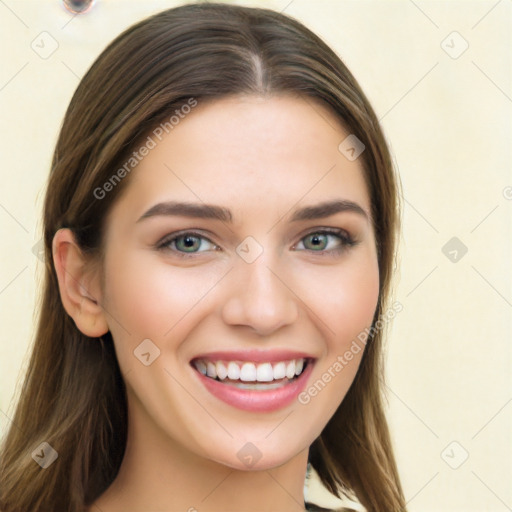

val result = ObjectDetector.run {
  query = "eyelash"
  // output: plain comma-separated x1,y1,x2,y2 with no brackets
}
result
156,228,357,259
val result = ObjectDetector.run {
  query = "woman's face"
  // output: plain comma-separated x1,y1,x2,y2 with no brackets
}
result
100,94,379,470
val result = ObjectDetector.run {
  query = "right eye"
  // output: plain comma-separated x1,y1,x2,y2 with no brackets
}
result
157,231,219,257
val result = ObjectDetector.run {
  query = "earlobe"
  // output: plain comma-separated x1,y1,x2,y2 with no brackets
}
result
52,228,109,338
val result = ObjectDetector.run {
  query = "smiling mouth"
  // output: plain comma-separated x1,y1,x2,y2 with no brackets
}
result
191,357,312,391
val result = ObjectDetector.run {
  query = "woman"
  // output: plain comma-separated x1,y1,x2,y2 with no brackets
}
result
0,3,405,511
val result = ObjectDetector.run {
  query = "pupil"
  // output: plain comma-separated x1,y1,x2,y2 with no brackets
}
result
180,236,199,251
308,234,326,250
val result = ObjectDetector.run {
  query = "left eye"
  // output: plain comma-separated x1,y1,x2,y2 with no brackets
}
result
294,230,351,252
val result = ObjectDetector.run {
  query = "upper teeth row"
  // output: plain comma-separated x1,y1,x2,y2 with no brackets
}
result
193,358,305,382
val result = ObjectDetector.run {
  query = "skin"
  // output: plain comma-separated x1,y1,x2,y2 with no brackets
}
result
53,94,380,512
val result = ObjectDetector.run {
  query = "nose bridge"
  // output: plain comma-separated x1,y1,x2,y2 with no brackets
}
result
221,247,298,335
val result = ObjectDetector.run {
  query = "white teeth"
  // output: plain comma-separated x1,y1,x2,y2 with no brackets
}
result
285,361,296,379
193,358,307,383
295,359,304,376
240,363,256,381
227,361,240,380
256,362,274,382
273,362,286,379
195,360,207,375
216,361,228,380
206,361,216,378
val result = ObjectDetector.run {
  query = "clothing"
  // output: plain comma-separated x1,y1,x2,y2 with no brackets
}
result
303,463,365,512
305,502,356,511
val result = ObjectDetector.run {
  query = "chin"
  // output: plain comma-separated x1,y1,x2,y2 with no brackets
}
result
204,436,309,472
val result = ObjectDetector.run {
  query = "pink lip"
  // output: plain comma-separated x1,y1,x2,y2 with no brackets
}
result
190,349,314,364
191,359,315,412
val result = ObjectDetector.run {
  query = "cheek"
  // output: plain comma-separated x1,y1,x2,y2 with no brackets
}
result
331,258,380,345
295,249,380,353
294,248,379,409
101,249,224,359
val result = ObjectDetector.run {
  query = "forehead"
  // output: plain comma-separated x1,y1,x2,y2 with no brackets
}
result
107,94,371,227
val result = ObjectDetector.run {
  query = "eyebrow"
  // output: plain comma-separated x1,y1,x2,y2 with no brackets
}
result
136,199,370,224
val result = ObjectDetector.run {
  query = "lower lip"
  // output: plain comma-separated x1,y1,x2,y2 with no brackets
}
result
193,361,314,412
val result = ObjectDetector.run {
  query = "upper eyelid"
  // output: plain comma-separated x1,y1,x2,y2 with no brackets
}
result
158,229,215,244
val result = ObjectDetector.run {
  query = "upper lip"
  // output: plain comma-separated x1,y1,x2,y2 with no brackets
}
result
190,349,316,363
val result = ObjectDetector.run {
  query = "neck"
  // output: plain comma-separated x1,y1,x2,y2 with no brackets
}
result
92,396,309,512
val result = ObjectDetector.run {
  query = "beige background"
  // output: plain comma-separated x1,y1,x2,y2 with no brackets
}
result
0,0,511,510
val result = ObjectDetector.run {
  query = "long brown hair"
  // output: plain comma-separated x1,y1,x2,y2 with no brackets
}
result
0,3,405,511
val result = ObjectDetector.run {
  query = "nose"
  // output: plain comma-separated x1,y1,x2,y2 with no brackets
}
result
221,255,299,336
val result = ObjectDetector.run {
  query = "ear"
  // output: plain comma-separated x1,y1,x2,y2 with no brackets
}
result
52,228,109,338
